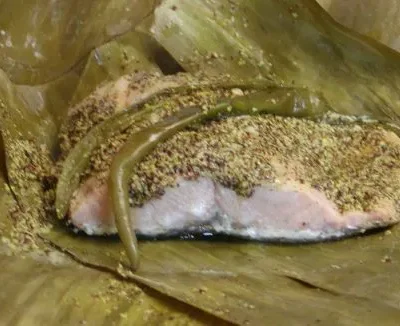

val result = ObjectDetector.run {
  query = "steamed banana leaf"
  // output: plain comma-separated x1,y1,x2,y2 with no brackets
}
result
322,0,400,52
0,247,226,326
0,0,161,85
2,0,400,325
145,0,400,123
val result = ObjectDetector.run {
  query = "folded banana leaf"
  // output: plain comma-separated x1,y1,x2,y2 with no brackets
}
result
145,0,400,123
322,0,400,51
2,0,400,325
70,31,163,106
0,0,161,85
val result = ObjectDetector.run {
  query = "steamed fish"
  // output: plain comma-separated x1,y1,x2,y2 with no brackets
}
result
70,114,400,240
56,72,400,269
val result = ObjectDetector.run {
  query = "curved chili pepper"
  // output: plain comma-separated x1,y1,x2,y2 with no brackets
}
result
108,87,327,269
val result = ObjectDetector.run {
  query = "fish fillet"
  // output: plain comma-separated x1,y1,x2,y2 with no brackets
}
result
67,114,400,241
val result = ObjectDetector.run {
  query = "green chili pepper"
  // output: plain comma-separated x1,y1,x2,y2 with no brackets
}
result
56,79,276,220
108,87,328,270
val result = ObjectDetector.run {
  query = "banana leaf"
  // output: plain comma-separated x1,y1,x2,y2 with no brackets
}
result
44,225,400,325
322,0,400,52
70,31,163,106
145,0,400,123
0,0,161,85
2,0,400,325
0,247,228,326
